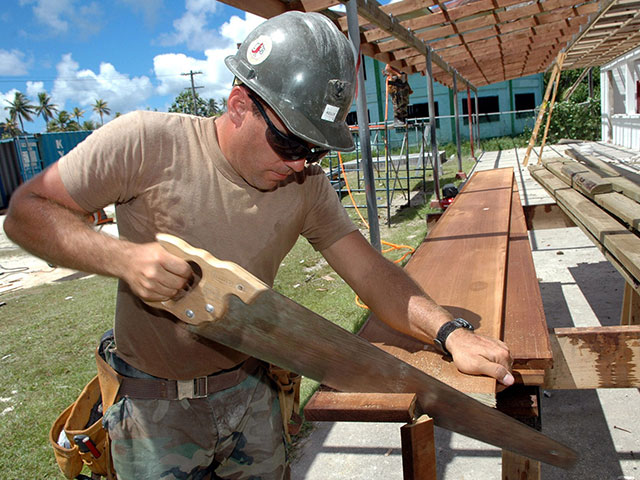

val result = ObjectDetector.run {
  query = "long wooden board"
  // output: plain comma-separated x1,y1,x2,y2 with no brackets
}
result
358,168,515,401
504,182,553,371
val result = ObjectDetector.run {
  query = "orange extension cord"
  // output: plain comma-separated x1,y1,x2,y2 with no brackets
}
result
337,150,415,310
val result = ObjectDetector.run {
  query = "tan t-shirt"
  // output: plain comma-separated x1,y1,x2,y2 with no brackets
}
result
59,110,357,379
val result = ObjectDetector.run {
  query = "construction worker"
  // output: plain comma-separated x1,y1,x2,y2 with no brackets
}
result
384,63,413,127
3,11,513,480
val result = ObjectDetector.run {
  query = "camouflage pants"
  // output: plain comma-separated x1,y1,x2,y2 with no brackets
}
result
102,355,287,479
389,84,411,121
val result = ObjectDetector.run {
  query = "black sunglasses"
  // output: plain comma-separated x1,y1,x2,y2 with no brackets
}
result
247,93,329,164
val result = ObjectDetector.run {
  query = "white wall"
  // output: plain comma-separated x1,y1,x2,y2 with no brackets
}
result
601,46,640,151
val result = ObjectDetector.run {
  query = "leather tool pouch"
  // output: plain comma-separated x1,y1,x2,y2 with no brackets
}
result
267,364,303,442
49,332,120,479
49,375,116,479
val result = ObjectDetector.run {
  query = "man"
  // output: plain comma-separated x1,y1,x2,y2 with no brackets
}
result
384,63,413,127
4,11,513,480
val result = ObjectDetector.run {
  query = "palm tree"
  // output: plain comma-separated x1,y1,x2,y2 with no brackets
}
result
82,120,97,131
72,107,85,125
50,110,71,131
35,92,58,129
4,92,35,133
93,99,111,125
0,116,20,138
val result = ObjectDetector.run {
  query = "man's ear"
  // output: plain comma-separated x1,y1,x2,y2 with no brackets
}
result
227,86,251,127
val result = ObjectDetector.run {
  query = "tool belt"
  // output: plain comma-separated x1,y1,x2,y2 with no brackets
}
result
49,374,116,480
267,365,303,442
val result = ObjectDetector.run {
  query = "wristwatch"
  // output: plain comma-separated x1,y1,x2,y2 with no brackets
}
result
434,318,475,357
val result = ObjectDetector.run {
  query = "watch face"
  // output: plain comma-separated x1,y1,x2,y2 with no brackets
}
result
454,318,474,330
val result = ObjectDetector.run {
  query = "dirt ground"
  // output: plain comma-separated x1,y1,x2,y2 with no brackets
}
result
0,209,118,295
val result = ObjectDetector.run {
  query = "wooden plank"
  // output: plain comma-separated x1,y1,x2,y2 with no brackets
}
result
621,283,640,326
543,326,640,389
304,391,417,423
502,450,541,480
568,168,613,197
565,148,621,177
593,191,640,231
610,176,640,203
555,188,640,281
401,415,437,480
503,182,553,371
359,168,515,401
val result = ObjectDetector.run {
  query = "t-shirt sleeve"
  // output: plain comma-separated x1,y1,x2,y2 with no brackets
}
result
300,166,359,252
58,111,148,212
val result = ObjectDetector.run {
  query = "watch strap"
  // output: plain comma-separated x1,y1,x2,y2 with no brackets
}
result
434,318,474,357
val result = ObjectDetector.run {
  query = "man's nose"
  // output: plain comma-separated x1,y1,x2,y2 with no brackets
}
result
287,159,307,172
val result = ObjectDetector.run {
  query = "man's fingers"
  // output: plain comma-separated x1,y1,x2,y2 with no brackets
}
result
477,362,514,386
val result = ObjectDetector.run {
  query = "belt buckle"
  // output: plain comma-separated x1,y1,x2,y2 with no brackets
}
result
177,376,208,400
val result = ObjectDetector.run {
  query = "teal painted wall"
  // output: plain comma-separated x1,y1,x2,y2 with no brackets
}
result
351,55,543,144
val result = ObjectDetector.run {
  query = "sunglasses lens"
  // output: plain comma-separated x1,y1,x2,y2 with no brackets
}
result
264,128,310,161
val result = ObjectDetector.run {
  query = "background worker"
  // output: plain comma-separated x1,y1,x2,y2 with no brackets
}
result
384,63,413,127
3,11,513,480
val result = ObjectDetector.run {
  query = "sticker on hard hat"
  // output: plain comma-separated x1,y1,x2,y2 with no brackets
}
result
321,104,340,122
246,35,272,65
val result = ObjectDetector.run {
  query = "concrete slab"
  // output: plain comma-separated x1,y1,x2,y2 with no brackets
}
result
291,144,640,479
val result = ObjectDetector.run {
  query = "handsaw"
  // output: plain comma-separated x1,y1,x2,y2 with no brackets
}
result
145,234,577,469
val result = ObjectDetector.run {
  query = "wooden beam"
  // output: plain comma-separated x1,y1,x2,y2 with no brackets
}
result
304,391,417,423
338,0,477,90
622,283,640,326
401,415,437,480
215,0,290,18
543,326,640,389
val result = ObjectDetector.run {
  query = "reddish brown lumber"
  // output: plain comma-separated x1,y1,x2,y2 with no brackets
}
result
503,182,553,371
359,168,515,398
304,391,417,423
401,415,437,480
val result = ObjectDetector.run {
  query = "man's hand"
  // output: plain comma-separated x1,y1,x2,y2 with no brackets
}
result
446,328,515,386
122,242,193,302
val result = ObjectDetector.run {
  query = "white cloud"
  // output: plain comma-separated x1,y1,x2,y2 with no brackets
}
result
1,89,20,122
0,50,29,76
157,0,220,51
26,81,45,99
51,54,153,120
153,13,265,103
19,0,104,38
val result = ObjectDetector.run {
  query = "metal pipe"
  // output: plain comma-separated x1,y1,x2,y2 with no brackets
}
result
426,47,441,202
346,0,381,251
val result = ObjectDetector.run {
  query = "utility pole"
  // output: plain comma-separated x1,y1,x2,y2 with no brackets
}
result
181,70,203,115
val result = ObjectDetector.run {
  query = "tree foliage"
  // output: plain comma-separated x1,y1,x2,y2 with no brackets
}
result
540,67,602,142
169,90,224,117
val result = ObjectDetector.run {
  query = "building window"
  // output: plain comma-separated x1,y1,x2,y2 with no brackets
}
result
407,102,440,128
362,55,367,81
462,95,500,124
346,109,370,126
515,93,536,119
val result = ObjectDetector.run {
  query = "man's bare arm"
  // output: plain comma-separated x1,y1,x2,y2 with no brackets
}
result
3,163,192,301
321,231,514,386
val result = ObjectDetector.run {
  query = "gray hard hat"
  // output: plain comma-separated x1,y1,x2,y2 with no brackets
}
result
225,11,356,151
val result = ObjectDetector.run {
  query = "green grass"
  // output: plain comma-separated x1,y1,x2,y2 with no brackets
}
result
0,141,484,477
0,275,117,478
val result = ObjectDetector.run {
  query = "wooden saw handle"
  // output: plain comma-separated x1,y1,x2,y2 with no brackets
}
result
144,234,268,325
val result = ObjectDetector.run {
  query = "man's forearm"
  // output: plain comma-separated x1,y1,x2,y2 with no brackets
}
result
358,258,452,344
4,191,131,280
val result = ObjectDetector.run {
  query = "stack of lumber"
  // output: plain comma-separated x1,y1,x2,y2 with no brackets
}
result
306,168,552,419
529,148,640,292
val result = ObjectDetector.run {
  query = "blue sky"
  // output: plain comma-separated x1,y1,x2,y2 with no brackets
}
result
0,0,273,132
